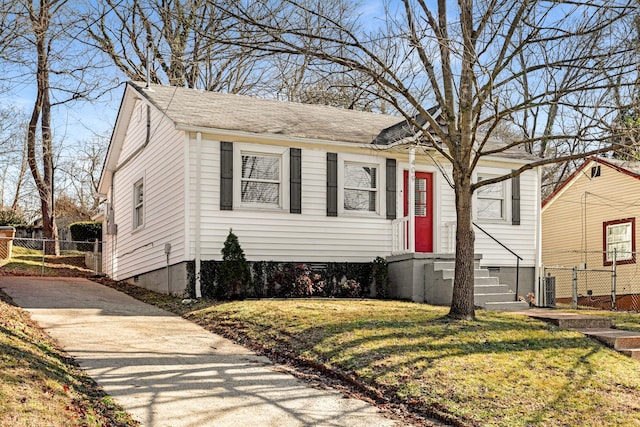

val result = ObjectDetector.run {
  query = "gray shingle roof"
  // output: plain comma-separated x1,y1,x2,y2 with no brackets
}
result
128,82,538,162
129,81,402,144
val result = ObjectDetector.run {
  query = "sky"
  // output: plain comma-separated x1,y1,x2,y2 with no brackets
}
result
1,0,395,152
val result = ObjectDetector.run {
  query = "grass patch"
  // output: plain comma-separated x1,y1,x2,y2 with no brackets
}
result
178,300,640,426
0,289,138,427
0,247,93,277
95,280,640,426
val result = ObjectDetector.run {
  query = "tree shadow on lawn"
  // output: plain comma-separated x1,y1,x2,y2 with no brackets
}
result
201,308,607,424
292,313,596,368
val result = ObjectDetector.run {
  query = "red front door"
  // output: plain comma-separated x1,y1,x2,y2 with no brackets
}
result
404,171,433,252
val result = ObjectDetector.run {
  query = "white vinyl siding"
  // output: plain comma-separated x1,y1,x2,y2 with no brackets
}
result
108,100,186,281
437,165,538,267
472,169,538,267
190,142,391,262
190,140,538,267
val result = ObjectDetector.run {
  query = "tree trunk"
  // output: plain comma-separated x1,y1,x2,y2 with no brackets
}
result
448,169,475,320
26,0,58,255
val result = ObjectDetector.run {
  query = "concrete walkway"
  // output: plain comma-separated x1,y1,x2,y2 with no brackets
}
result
0,277,407,427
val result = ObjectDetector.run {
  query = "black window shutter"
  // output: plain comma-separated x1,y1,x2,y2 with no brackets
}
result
290,148,302,214
511,173,520,225
326,152,338,217
386,158,397,220
220,141,233,210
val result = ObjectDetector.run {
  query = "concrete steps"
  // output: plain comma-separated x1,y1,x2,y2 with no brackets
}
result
579,329,640,360
524,309,640,360
431,262,529,312
484,301,531,311
526,310,613,329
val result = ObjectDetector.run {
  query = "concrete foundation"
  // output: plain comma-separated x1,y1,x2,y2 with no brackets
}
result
387,252,536,306
387,253,475,302
486,266,536,296
125,262,190,296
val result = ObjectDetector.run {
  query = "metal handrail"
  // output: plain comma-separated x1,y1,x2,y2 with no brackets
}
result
473,221,523,302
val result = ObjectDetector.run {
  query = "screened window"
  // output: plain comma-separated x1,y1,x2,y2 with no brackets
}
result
241,153,280,205
477,177,504,220
133,180,144,229
344,163,377,212
604,218,635,265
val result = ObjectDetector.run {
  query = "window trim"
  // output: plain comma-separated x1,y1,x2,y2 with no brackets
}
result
603,217,636,266
339,160,380,215
133,179,144,230
476,175,507,222
233,144,289,211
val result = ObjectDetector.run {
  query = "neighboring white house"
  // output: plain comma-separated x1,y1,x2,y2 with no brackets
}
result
97,81,541,309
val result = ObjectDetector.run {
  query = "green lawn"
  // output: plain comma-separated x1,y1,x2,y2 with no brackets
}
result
183,299,640,426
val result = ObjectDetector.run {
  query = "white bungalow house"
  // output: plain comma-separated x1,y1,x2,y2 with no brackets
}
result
98,81,541,310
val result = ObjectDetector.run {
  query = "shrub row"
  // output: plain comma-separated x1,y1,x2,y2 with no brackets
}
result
186,257,389,300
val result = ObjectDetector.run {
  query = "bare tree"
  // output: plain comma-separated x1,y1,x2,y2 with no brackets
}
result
0,106,26,208
5,0,106,254
56,136,108,215
86,0,384,106
221,0,637,319
85,0,271,93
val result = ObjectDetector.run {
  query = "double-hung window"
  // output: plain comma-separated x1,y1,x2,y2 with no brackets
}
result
477,176,504,220
604,218,635,265
133,180,144,229
344,163,377,212
241,153,281,206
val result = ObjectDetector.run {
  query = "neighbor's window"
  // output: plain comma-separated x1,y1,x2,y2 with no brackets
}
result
344,163,377,212
477,176,504,220
241,153,280,206
604,218,635,265
133,180,144,229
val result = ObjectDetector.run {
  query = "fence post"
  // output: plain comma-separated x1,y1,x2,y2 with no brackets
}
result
572,266,578,309
41,239,46,276
611,248,617,310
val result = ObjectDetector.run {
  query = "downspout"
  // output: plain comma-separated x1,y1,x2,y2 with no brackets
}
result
110,181,116,279
408,146,416,253
194,132,202,298
536,166,543,305
183,132,191,295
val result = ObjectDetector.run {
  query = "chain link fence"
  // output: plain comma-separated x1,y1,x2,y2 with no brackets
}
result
542,250,640,311
0,236,102,276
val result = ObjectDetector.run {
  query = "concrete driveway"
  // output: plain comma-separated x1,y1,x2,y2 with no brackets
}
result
0,277,407,427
